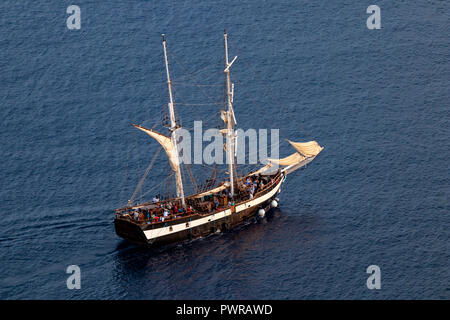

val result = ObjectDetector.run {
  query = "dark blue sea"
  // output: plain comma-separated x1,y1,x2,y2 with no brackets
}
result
1,0,449,299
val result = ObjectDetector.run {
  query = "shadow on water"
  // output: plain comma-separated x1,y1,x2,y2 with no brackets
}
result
113,209,280,263
110,208,322,298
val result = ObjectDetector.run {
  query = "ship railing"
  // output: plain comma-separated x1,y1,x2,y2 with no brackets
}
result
195,170,282,216
254,171,282,197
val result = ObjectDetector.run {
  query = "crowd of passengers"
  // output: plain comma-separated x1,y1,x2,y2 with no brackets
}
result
242,173,273,199
128,173,275,224
130,198,194,223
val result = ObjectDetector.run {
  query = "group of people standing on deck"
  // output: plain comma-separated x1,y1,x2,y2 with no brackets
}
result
131,199,193,224
129,174,275,222
243,174,272,199
210,174,273,206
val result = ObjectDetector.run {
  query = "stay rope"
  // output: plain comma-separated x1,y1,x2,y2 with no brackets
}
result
127,146,162,206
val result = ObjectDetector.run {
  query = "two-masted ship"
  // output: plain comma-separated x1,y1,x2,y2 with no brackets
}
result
114,31,323,246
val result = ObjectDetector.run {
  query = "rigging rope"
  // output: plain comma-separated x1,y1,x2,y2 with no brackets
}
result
185,163,200,193
141,171,175,200
127,147,162,206
119,145,130,207
172,82,223,87
169,52,225,112
176,102,223,106
163,50,299,191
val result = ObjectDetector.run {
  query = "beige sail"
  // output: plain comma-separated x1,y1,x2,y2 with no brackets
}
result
288,140,324,157
249,163,273,175
193,182,230,198
131,123,179,172
283,156,316,174
268,152,306,166
265,140,324,174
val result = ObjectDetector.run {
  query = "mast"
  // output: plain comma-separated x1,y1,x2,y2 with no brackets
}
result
224,30,237,197
162,34,185,206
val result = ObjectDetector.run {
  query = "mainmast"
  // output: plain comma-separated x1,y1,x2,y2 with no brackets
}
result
224,30,237,197
162,34,185,206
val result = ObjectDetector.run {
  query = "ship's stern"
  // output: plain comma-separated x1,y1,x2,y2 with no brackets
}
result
114,216,148,245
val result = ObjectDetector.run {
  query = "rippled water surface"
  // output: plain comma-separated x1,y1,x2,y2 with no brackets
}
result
0,1,449,299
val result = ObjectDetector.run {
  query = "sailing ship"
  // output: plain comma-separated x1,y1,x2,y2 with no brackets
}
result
114,31,323,246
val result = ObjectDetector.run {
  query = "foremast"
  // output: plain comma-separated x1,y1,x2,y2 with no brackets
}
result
162,34,185,206
224,30,238,197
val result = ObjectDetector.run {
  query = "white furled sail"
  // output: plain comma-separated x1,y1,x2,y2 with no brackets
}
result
282,156,316,174
220,110,228,125
268,152,306,166
257,140,324,175
288,140,323,157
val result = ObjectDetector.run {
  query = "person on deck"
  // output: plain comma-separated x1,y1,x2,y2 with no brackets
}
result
214,198,219,209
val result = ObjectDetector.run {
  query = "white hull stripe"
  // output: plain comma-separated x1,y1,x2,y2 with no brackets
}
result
143,176,284,240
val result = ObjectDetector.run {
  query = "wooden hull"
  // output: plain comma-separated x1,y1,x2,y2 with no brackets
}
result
114,174,285,246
